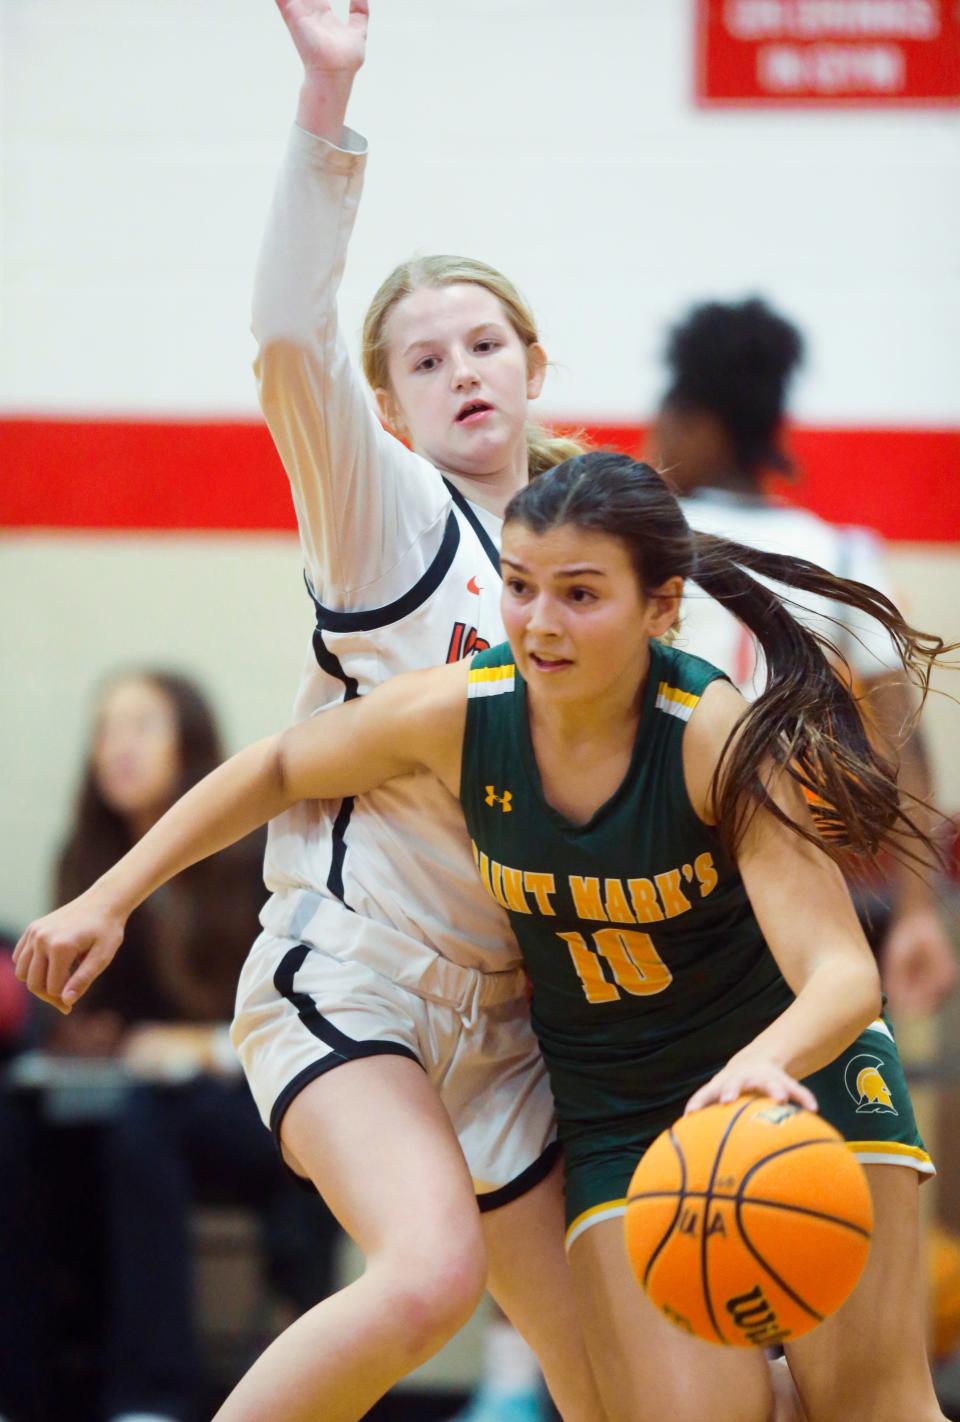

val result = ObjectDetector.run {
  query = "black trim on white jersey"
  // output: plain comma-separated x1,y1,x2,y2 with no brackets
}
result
305,508,461,634
310,627,359,902
443,478,501,575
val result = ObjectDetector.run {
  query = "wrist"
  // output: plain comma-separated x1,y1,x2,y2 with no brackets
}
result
84,874,135,923
296,68,355,140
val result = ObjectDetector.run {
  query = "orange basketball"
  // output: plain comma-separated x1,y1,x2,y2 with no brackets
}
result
624,1096,873,1347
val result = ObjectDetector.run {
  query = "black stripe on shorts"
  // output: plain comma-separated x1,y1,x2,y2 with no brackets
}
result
477,1140,562,1213
269,943,423,1192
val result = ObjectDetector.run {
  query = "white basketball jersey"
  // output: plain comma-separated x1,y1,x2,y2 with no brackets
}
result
677,490,901,699
252,125,520,984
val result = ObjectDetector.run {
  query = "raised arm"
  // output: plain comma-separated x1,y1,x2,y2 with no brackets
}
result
682,680,882,1113
14,661,469,1014
256,0,446,601
280,0,367,142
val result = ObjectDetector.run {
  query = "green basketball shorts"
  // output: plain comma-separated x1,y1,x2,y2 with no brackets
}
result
563,1017,932,1251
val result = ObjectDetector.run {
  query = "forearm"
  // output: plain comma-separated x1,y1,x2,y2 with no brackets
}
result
85,738,287,919
867,676,940,905
733,957,882,1082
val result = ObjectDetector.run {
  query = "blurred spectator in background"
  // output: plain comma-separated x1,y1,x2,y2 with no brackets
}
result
0,671,338,1422
651,296,958,1018
0,930,42,1422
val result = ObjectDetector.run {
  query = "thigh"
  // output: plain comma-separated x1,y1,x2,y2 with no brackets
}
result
279,1052,483,1266
785,1165,944,1422
481,1155,604,1422
567,1217,774,1422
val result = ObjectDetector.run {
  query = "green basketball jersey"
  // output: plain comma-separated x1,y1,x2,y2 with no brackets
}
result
460,639,794,1151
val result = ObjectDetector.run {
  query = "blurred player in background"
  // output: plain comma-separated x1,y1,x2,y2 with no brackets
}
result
652,296,957,1017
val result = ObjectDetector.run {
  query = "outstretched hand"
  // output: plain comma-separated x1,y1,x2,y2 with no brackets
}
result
277,0,369,77
12,897,125,1014
684,1054,818,1117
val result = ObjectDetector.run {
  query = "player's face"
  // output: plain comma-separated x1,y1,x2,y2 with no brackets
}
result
93,677,181,825
500,522,682,707
377,283,546,480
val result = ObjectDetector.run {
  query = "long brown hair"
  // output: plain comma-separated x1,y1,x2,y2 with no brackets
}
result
58,671,223,900
504,452,955,866
56,671,263,1022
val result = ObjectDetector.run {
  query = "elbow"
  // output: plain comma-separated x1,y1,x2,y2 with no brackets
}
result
271,734,294,810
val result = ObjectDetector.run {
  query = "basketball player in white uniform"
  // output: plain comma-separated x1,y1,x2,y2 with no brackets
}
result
652,296,957,1019
194,3,602,1420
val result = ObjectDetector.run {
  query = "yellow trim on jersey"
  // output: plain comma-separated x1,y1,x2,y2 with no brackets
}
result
655,681,701,722
469,664,516,682
846,1140,934,1168
564,1197,628,1252
468,663,516,697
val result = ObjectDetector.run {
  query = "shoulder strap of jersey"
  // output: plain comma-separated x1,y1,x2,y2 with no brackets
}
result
651,641,729,725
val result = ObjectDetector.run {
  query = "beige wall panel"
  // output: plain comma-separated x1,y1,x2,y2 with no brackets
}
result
2,533,306,929
886,544,960,814
3,535,958,934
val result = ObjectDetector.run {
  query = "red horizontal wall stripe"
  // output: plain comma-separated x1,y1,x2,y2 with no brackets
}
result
1,416,958,542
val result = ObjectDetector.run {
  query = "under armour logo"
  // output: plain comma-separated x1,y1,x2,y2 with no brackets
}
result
485,785,512,813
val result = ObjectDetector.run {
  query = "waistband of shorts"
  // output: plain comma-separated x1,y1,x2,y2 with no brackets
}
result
257,893,528,1025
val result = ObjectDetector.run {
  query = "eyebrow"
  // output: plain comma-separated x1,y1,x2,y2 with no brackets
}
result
501,556,608,578
401,321,506,359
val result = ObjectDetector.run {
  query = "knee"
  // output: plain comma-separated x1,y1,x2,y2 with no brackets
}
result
379,1232,488,1364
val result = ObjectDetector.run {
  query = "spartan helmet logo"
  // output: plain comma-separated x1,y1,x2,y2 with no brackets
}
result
844,1054,898,1115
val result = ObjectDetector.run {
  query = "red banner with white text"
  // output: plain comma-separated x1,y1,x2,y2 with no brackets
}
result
696,0,960,107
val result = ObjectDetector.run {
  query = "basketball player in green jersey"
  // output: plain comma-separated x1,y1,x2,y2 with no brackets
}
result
17,452,954,1422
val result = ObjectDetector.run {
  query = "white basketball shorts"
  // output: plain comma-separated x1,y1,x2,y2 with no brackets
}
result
231,929,558,1209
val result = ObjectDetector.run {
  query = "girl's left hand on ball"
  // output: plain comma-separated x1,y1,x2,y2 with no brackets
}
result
684,1057,818,1116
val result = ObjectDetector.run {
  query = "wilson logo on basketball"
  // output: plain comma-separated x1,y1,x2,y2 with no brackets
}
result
725,1285,790,1348
843,1055,898,1115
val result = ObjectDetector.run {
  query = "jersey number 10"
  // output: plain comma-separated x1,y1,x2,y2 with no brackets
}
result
558,928,673,1004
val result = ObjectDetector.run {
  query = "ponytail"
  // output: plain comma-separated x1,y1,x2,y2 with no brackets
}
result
525,424,589,477
504,451,957,870
689,531,951,864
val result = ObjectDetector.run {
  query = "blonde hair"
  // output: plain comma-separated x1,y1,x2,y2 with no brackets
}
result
361,254,587,477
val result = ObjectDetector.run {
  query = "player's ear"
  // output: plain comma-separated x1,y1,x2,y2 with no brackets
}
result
645,576,684,636
526,343,547,401
375,387,409,439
